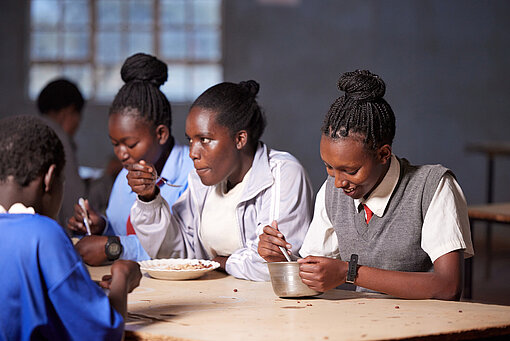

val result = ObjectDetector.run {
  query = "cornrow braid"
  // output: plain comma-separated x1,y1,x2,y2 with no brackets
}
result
109,53,172,129
191,80,266,149
321,70,395,151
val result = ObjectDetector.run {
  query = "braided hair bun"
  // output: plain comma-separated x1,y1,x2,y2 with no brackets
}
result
239,80,260,98
110,53,172,128
338,70,386,102
121,53,168,87
322,69,395,150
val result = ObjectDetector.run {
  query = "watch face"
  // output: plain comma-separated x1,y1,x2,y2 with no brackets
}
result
108,243,121,257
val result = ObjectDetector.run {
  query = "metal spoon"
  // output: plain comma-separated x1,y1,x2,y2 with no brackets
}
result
279,246,292,262
155,176,182,188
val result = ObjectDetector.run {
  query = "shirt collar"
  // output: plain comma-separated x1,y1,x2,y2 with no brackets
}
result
0,203,36,214
353,154,400,218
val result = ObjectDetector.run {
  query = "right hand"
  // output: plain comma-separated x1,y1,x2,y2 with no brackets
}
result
100,260,142,293
258,220,292,262
126,160,158,201
67,199,106,235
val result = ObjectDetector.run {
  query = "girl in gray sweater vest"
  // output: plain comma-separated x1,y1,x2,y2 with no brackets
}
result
259,70,473,300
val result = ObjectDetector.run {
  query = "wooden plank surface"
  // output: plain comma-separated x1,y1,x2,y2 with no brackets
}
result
468,203,510,223
88,266,510,341
465,142,510,156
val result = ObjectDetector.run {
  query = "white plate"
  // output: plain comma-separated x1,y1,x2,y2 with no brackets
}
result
139,259,220,280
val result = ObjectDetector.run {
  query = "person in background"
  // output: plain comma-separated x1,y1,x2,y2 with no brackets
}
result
0,115,141,340
258,70,473,300
129,80,314,281
37,78,86,232
68,53,194,265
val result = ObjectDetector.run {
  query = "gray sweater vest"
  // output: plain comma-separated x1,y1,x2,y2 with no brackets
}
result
325,158,451,278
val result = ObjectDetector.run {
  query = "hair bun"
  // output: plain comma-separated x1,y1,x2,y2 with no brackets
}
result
120,53,168,87
337,70,386,101
239,80,260,98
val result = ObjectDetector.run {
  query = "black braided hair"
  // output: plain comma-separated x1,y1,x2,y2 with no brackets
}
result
321,70,395,151
191,80,266,148
0,115,65,187
109,53,172,129
37,78,84,114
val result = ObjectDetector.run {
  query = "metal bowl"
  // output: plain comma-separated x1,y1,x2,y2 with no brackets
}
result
267,261,321,298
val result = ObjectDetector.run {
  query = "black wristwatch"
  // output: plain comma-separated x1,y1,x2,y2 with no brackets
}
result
105,236,123,261
346,254,359,284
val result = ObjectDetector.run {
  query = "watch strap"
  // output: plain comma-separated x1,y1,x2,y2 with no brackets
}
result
346,254,359,284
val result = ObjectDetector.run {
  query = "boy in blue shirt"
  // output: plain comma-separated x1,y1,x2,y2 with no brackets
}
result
0,116,141,340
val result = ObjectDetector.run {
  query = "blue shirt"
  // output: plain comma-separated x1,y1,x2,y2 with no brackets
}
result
104,142,193,261
0,213,123,340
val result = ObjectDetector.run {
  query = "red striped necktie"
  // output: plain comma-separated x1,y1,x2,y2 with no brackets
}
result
363,204,373,224
126,177,167,235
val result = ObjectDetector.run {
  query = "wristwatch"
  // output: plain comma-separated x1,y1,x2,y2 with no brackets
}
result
105,236,123,261
346,254,359,284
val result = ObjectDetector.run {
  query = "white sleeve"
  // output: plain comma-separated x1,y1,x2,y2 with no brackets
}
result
130,191,190,259
299,180,340,258
227,158,314,281
421,173,474,262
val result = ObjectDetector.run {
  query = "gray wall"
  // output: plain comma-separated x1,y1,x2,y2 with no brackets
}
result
2,0,510,205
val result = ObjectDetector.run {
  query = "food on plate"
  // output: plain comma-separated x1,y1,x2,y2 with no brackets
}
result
161,261,213,271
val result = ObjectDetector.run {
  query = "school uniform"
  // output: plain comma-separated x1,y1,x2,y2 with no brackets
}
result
300,155,474,292
130,142,314,281
0,204,123,340
103,142,194,261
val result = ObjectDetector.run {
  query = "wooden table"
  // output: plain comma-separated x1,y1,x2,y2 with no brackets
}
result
464,203,510,299
88,266,510,341
468,203,510,224
466,142,510,279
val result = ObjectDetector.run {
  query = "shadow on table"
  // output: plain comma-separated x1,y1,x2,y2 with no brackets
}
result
318,288,385,301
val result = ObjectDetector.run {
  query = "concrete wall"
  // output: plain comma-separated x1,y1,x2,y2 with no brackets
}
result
2,0,510,205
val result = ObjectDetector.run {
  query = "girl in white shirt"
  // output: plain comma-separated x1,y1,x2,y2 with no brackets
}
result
258,70,473,299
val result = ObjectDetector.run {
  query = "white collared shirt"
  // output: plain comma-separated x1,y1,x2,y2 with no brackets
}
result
299,155,474,262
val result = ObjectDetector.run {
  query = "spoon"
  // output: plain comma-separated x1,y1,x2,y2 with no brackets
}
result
279,246,292,262
155,176,182,188
78,198,92,235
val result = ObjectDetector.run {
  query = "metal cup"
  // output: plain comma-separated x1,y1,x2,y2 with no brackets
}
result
267,261,321,298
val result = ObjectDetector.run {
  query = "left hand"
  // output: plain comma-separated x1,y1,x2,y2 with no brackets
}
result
75,235,109,266
298,256,348,292
213,256,228,272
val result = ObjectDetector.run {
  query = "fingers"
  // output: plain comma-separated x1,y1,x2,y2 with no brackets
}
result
126,161,159,198
99,275,112,289
67,203,87,234
298,260,322,274
258,242,288,262
259,230,290,249
126,160,154,175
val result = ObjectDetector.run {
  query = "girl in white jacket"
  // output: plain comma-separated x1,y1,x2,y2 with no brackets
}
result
127,80,314,281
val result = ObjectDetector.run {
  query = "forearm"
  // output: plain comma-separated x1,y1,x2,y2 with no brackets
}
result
108,278,129,319
355,266,461,300
130,194,173,258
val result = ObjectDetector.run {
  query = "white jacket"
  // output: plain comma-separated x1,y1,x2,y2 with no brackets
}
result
131,142,314,281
